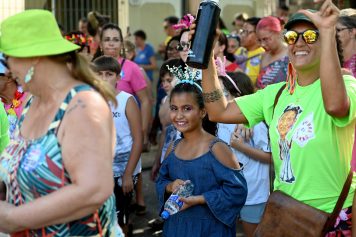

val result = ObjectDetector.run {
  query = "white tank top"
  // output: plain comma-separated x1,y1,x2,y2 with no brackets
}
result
111,91,141,175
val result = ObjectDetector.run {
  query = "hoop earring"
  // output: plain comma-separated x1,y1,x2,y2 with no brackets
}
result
24,66,34,84
286,62,296,95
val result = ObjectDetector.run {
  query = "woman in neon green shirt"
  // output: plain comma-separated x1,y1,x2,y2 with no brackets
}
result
197,0,355,235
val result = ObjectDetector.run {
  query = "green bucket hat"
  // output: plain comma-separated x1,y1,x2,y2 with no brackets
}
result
0,9,79,58
284,9,317,30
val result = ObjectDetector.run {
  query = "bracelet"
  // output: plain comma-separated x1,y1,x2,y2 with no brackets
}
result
202,89,223,103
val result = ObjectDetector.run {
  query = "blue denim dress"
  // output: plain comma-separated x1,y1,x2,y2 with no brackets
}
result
156,138,247,237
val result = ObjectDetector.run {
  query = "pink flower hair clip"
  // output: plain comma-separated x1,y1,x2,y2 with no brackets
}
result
215,57,242,96
173,14,195,30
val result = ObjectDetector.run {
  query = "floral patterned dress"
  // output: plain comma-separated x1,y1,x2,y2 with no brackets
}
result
0,85,119,237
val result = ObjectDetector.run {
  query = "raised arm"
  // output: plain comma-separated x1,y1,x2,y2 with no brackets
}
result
200,46,248,124
302,0,349,117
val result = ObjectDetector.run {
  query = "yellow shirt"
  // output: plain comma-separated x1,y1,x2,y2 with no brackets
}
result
236,47,265,86
164,36,172,46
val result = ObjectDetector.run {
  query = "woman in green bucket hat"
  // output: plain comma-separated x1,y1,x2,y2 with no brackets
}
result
0,9,123,236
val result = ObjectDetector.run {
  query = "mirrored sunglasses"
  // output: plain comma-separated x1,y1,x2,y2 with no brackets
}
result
283,29,319,45
176,41,191,51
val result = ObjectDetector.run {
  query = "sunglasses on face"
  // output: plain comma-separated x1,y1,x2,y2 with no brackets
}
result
239,29,255,36
227,34,239,39
177,41,191,51
167,45,178,51
283,29,319,45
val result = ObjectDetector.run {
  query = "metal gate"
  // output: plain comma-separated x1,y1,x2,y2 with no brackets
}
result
26,0,119,33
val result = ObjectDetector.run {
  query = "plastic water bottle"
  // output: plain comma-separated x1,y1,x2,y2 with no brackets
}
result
161,180,194,220
186,0,221,69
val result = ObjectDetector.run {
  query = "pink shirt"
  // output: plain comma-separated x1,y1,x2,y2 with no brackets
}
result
116,57,147,95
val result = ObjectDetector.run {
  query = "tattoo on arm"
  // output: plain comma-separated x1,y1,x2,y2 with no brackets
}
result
202,89,223,103
66,99,86,115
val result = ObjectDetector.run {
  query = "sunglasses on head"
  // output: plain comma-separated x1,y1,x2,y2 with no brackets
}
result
176,41,191,51
283,29,319,45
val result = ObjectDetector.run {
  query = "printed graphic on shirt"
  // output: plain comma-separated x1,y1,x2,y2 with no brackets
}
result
276,105,302,184
292,113,315,147
21,143,45,172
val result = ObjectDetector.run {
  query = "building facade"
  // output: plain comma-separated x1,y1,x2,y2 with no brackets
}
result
1,0,355,50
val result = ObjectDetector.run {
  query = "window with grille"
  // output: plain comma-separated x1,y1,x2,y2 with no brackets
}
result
26,0,118,33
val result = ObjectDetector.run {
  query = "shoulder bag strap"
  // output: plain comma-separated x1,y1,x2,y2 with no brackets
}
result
323,169,353,233
268,84,286,192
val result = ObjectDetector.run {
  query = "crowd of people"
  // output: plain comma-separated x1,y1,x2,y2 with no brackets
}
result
0,0,355,236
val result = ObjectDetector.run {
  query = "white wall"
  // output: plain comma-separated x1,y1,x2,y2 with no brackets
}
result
127,0,182,50
0,0,25,23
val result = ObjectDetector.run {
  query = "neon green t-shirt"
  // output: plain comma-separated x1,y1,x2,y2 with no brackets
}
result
0,104,9,153
236,75,356,213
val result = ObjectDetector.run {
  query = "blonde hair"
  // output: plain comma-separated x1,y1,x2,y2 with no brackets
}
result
124,40,135,53
52,52,117,107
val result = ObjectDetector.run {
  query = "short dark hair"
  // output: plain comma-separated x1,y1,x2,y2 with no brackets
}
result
245,17,261,27
134,30,147,40
220,71,254,98
79,17,88,23
91,55,121,75
164,16,179,25
279,4,290,12
235,13,248,21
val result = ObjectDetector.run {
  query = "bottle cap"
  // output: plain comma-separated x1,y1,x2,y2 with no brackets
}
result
161,210,170,220
207,0,220,5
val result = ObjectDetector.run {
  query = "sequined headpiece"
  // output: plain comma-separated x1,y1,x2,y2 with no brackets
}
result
166,64,202,91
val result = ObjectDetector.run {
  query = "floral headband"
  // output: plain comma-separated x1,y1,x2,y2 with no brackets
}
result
65,32,88,47
173,14,195,30
215,57,242,96
166,64,202,91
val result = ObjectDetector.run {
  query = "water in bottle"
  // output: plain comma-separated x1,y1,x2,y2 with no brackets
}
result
161,180,194,220
186,0,221,69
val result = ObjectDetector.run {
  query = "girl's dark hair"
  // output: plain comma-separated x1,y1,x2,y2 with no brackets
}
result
170,81,217,136
93,23,125,61
217,33,235,63
91,55,121,75
219,71,254,98
87,11,110,37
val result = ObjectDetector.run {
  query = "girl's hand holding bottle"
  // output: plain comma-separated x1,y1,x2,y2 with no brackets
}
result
166,179,185,194
179,195,206,211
